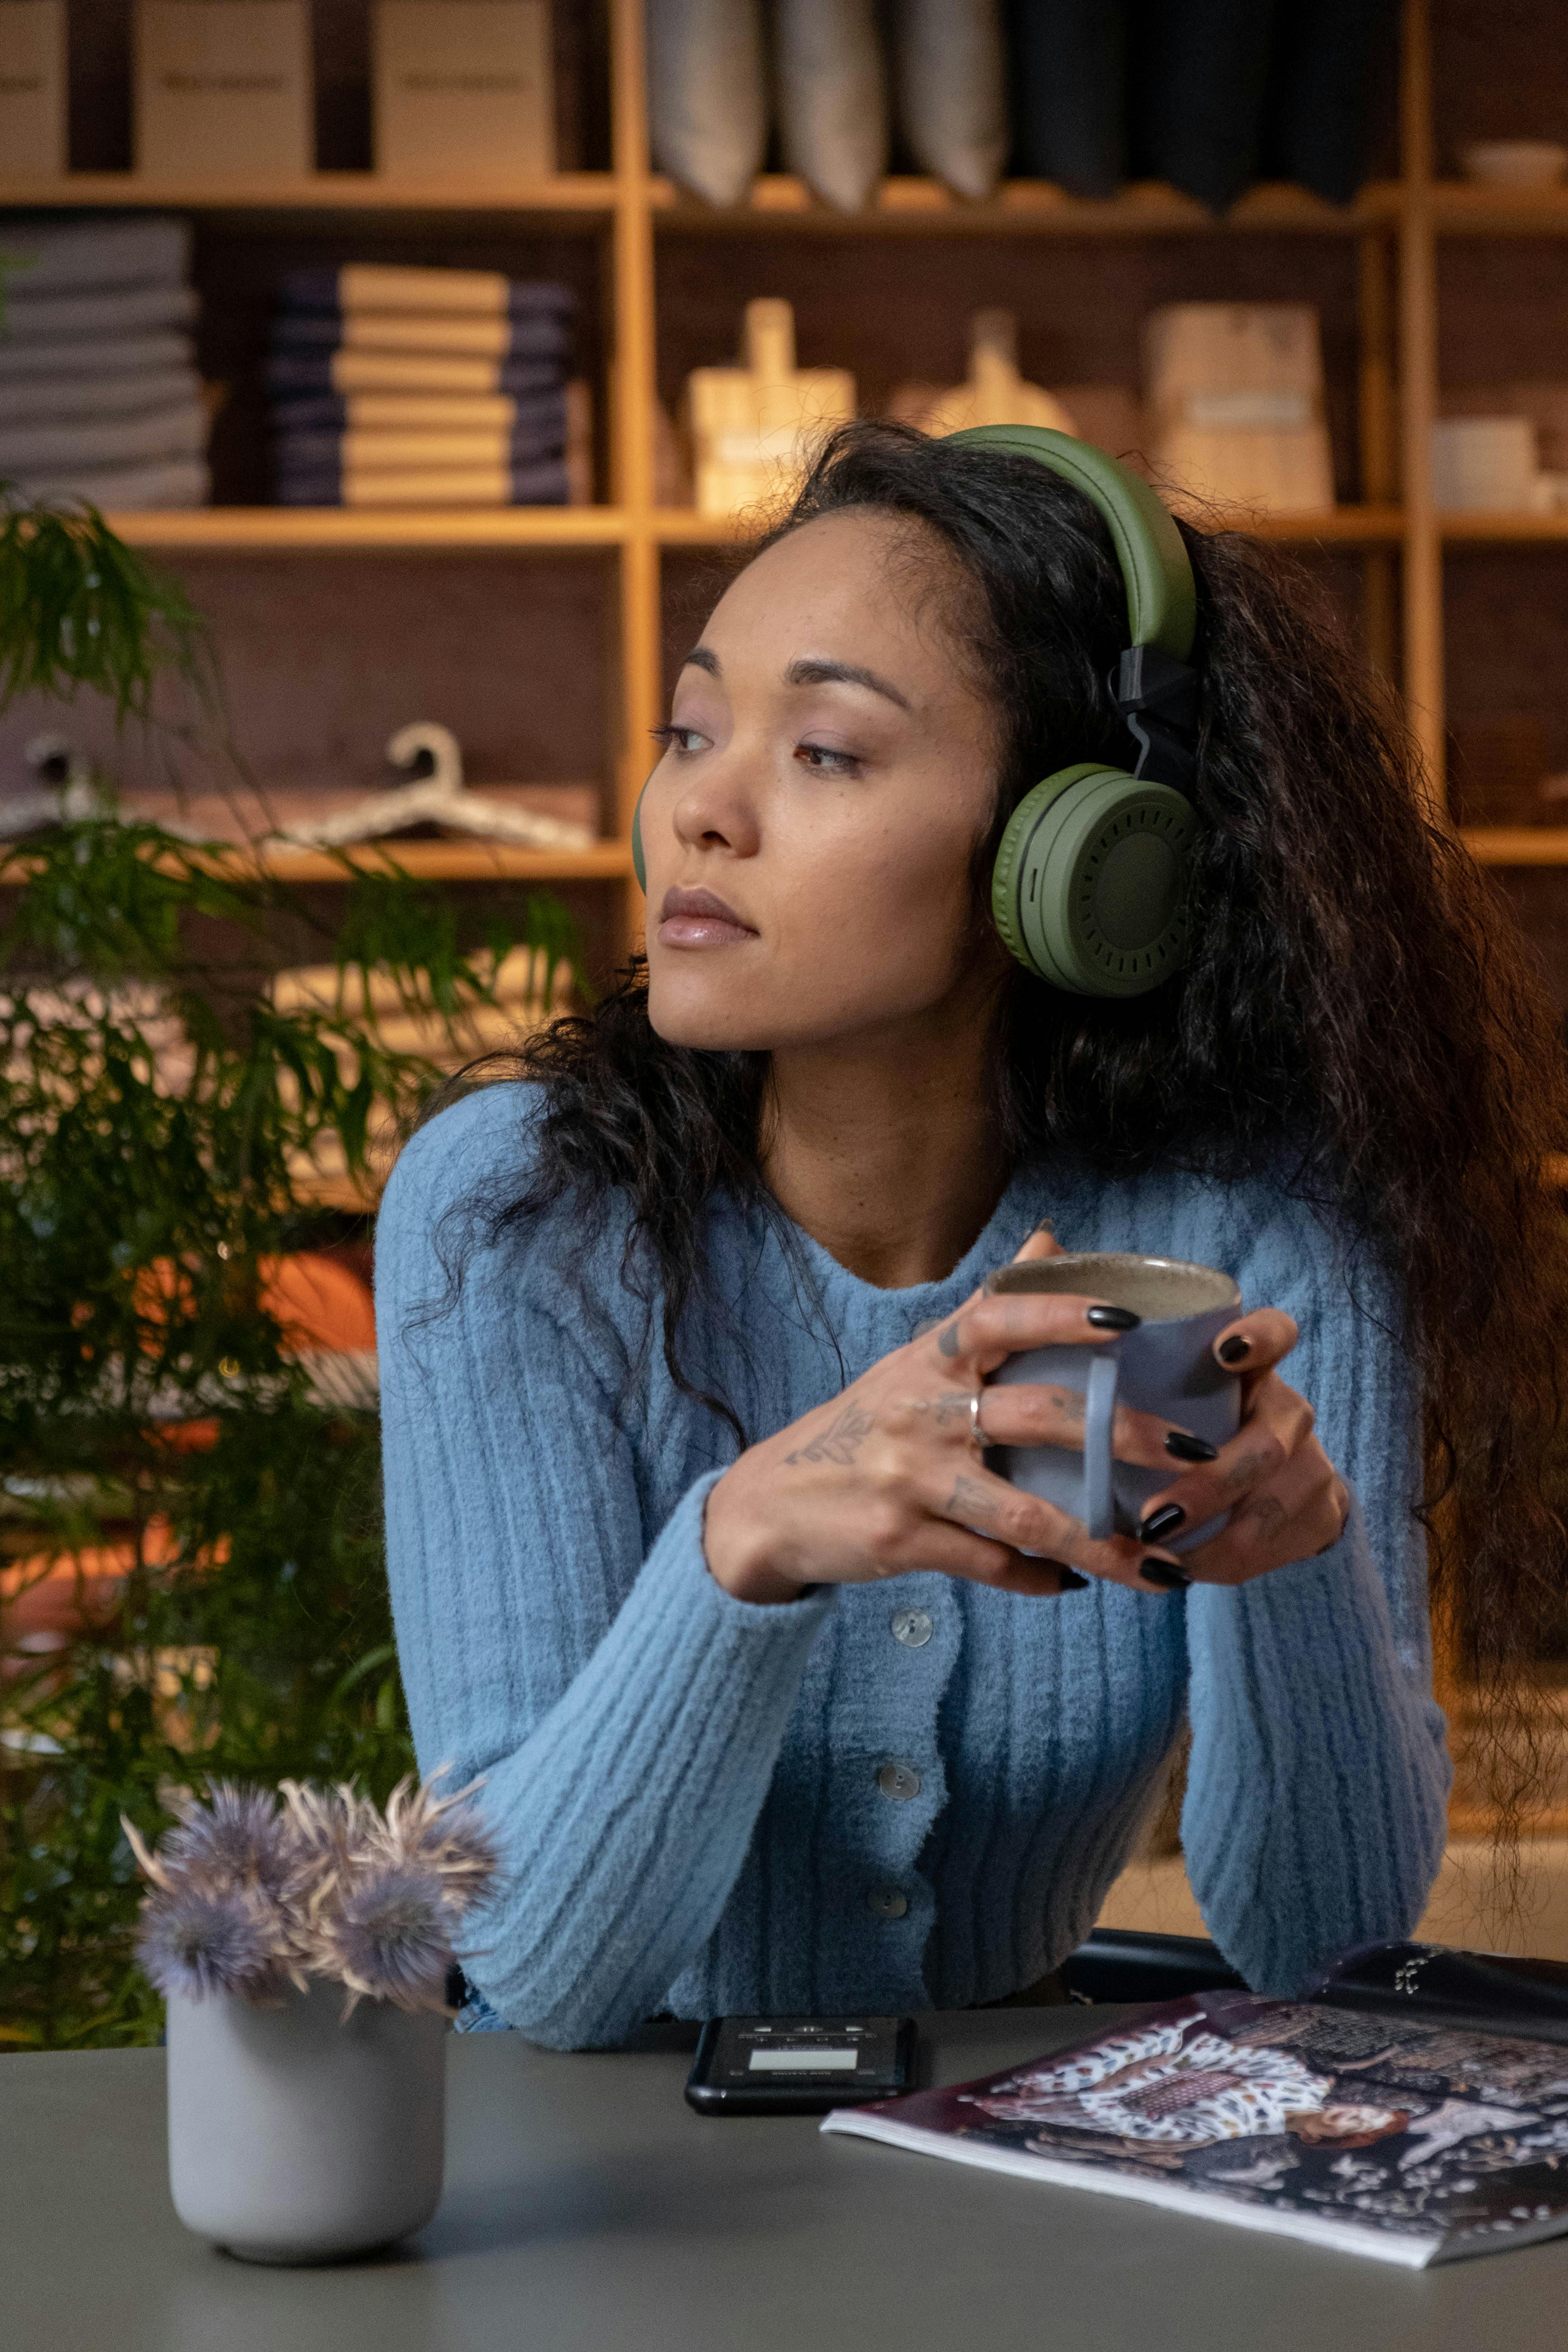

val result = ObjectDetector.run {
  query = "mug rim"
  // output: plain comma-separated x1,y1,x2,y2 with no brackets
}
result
984,1250,1241,1320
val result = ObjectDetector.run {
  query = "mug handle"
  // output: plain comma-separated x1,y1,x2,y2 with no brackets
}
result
1082,1351,1120,1541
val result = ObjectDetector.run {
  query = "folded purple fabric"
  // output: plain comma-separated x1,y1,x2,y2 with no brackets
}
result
270,313,571,363
274,458,571,506
279,268,574,321
269,388,567,439
264,353,563,399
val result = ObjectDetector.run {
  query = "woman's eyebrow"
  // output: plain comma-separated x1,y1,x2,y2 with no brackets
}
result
784,655,912,711
681,645,721,677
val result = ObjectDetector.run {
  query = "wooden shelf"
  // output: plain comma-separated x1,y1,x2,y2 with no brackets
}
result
103,507,630,553
0,173,617,217
1431,181,1568,234
650,174,1401,235
1442,513,1568,542
198,840,635,883
654,504,1407,547
2,840,635,885
1461,828,1568,865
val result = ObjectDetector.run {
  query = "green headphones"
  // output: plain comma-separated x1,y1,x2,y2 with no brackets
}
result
632,423,1201,1000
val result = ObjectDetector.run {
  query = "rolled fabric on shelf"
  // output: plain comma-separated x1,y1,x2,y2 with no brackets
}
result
269,389,563,438
0,402,208,475
774,0,888,212
0,214,190,294
1006,0,1126,198
4,457,210,508
1261,0,1398,206
0,367,201,425
647,0,768,207
892,0,1008,199
0,331,194,382
1127,0,1279,214
0,282,199,342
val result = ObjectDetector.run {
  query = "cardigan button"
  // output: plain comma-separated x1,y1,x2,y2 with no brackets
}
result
876,1760,922,1801
867,1887,909,1920
890,1607,933,1648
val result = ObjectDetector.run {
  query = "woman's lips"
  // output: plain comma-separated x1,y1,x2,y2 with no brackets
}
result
657,886,757,948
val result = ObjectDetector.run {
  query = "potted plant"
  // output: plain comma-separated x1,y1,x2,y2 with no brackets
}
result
125,1772,498,2261
0,487,578,2053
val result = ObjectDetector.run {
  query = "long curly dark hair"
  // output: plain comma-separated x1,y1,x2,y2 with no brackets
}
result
476,421,1568,1718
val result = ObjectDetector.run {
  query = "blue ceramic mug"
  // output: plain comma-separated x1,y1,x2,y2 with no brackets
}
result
984,1253,1242,1550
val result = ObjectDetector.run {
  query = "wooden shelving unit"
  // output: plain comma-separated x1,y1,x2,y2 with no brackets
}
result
8,0,1566,893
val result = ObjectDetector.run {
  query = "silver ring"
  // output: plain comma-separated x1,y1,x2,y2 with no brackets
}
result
969,1389,986,1451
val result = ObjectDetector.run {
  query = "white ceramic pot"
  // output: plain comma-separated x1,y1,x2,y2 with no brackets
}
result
165,1979,446,2263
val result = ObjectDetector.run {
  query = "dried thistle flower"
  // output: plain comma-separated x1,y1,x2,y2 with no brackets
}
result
370,1770,499,1917
310,1862,453,2016
157,1781,295,1899
135,1883,292,2003
124,1768,499,2014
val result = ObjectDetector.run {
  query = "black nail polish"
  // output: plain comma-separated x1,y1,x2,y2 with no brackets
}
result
1140,1558,1191,1591
1165,1430,1218,1464
1055,1567,1089,1591
1218,1336,1251,1366
1139,1503,1187,1543
1086,1304,1140,1332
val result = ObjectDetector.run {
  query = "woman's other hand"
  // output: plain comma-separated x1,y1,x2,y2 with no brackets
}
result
1130,1309,1350,1586
703,1225,1194,1606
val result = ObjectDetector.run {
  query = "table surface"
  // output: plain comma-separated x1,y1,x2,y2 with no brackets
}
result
9,2005,1568,2352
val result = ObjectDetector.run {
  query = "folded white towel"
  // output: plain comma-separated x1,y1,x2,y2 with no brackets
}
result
0,402,207,473
2,283,199,343
4,456,209,509
0,331,194,382
0,216,190,296
0,366,200,425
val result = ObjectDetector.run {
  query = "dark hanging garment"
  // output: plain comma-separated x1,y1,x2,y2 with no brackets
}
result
1006,0,1127,198
1127,0,1279,213
1263,0,1398,205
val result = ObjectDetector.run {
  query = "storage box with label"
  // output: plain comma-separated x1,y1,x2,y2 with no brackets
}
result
1144,304,1335,516
685,299,855,521
135,0,312,180
0,0,66,176
373,0,554,181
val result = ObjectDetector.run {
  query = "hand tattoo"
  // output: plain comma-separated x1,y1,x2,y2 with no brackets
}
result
936,1317,962,1359
785,1399,875,1467
944,1471,992,1521
915,1390,976,1430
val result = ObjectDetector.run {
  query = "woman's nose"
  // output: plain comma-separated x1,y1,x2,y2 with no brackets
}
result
670,752,761,857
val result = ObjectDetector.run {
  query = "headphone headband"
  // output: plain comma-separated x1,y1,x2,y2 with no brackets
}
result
943,424,1197,663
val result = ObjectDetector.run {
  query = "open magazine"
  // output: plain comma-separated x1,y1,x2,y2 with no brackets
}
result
821,1992,1568,2267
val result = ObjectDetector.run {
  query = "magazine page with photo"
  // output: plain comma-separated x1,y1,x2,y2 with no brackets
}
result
822,1995,1568,2267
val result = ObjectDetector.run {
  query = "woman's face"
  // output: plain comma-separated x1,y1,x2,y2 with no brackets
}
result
642,510,1002,1053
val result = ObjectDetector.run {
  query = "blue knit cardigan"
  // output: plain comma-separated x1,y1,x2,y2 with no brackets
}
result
376,1083,1450,2048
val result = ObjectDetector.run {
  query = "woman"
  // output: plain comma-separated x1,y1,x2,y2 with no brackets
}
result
377,423,1568,2048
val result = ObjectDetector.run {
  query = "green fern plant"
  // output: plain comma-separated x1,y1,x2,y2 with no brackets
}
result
0,513,580,2049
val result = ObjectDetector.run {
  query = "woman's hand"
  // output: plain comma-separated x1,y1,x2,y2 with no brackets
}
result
704,1228,1200,1607
1130,1310,1350,1586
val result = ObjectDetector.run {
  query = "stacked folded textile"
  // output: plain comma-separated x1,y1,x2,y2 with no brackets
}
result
267,264,577,507
0,216,207,509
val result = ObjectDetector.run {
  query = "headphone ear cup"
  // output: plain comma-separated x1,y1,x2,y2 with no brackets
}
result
992,763,1197,997
631,780,647,893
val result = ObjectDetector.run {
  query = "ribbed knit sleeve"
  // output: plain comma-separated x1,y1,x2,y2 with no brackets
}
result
1180,1202,1452,1994
375,1090,834,2048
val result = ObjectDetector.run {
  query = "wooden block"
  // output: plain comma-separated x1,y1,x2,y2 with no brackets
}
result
686,299,855,520
135,0,312,178
373,0,554,180
1144,303,1335,515
0,0,66,176
889,311,1077,439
